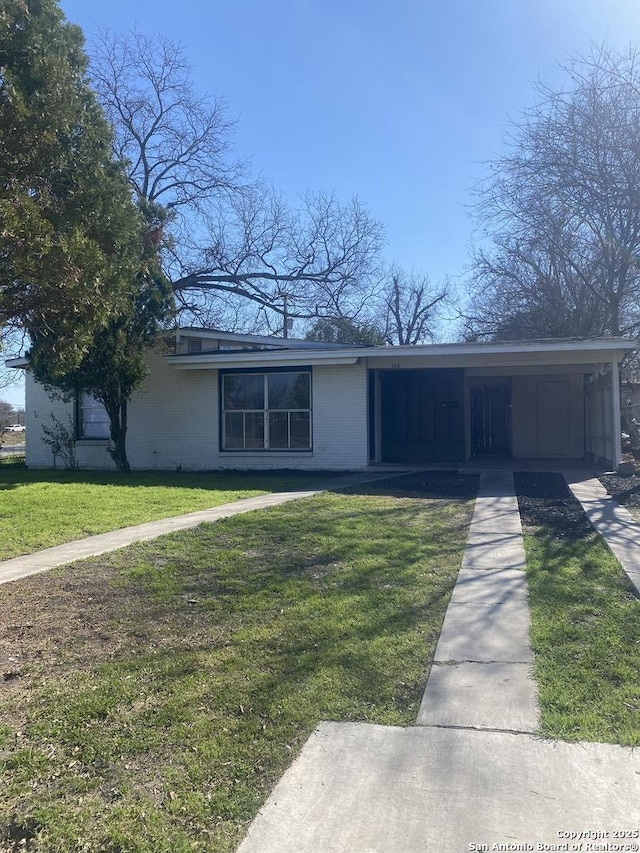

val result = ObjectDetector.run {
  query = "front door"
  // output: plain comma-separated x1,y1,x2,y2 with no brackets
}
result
379,368,465,463
470,383,511,456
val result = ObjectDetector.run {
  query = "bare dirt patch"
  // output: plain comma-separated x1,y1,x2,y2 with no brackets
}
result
0,559,184,725
348,471,479,500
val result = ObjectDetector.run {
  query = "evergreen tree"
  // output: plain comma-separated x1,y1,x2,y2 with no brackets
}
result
0,0,143,369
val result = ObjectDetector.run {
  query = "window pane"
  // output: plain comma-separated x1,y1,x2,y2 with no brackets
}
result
223,374,264,410
80,393,109,439
245,412,265,448
224,412,244,448
290,412,311,448
267,373,310,410
269,411,289,448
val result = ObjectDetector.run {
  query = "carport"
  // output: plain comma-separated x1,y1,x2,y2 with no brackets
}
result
365,338,633,468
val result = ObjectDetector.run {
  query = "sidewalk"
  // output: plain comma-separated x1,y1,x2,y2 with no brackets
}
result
566,474,640,595
416,471,538,733
237,471,640,853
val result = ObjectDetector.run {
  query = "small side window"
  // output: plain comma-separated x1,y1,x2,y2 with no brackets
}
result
77,393,110,439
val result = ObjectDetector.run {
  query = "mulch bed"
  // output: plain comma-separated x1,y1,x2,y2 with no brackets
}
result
350,471,480,500
599,471,640,510
514,471,593,539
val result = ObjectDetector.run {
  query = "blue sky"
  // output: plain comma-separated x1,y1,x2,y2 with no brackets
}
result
56,0,640,285
5,0,640,406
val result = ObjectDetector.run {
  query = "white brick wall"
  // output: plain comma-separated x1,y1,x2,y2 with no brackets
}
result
24,356,371,471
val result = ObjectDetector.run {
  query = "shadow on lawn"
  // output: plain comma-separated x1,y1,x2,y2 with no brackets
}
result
0,467,337,493
342,471,479,500
514,470,638,605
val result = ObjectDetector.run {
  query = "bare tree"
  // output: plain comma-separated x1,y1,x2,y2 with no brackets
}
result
465,239,608,340
381,267,449,344
91,28,242,213
470,45,640,340
0,327,29,389
0,399,15,430
90,30,384,331
176,187,384,326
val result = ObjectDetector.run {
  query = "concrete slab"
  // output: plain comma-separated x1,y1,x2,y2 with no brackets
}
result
466,513,523,535
459,474,527,567
434,601,534,663
237,722,640,853
464,527,524,545
477,490,518,508
461,538,527,569
448,568,528,606
416,662,539,731
474,472,519,495
567,476,640,595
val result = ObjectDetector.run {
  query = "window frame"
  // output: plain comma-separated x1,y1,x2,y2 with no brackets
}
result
220,367,312,452
75,391,110,441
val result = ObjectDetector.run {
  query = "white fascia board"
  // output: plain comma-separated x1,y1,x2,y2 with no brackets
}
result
361,341,634,368
5,356,28,369
166,351,361,369
362,338,634,359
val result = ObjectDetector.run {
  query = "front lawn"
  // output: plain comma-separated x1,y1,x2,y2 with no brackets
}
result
0,477,476,852
0,468,331,561
516,472,640,746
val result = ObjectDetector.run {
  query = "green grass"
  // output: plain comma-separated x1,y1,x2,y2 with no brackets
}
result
0,468,329,560
524,530,640,745
0,485,474,852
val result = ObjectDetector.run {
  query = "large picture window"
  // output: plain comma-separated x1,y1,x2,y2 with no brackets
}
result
222,371,311,450
77,392,110,440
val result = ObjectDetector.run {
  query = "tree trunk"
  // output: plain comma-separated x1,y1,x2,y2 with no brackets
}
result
107,399,130,472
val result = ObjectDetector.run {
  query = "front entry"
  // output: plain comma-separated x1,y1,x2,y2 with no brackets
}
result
470,383,511,456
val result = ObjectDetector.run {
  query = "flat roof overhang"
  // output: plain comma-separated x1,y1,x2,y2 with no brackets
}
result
164,338,634,371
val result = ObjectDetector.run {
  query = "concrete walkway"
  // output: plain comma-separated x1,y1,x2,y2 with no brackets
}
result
237,471,640,853
567,474,640,595
417,471,538,733
0,472,397,586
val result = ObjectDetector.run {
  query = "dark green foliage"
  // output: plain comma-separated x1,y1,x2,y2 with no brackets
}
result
0,1,174,470
305,316,385,345
29,202,174,471
0,0,145,371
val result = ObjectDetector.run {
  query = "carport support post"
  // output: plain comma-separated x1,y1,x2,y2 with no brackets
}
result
612,356,623,468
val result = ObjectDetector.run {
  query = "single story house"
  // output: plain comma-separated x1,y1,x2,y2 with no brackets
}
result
10,329,635,471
